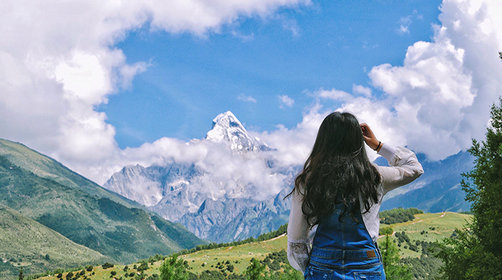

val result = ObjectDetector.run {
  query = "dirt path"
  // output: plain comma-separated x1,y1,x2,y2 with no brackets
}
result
268,233,286,241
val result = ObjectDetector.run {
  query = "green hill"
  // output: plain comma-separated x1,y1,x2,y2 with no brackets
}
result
0,138,205,278
0,204,110,279
378,212,472,258
36,212,471,280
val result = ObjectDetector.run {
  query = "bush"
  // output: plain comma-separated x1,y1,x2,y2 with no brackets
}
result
102,262,114,269
137,261,148,272
86,265,93,272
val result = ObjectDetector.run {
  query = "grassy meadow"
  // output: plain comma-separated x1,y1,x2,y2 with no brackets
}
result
33,212,471,280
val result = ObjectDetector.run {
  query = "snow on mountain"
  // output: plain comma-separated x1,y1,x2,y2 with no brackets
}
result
206,111,271,152
103,111,293,242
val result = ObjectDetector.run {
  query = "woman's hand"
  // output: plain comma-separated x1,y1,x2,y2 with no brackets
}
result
360,123,380,151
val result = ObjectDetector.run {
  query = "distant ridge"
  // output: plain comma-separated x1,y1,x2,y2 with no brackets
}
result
381,150,473,212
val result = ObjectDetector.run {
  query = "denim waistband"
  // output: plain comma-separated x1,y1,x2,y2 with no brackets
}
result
310,246,379,261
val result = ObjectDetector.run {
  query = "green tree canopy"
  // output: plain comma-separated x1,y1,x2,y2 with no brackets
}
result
381,235,412,280
160,255,188,280
244,258,266,280
436,97,502,279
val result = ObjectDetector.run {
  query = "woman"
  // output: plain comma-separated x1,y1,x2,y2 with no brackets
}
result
287,112,423,280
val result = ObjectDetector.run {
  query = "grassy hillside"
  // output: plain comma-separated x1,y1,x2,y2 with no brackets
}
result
378,212,472,258
0,139,204,270
0,204,110,280
36,212,471,280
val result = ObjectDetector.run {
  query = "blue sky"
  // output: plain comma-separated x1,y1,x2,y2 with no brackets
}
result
100,0,442,148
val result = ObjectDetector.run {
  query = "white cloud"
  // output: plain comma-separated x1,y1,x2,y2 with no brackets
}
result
315,89,353,101
368,0,502,160
279,95,295,108
397,10,421,35
259,104,324,167
119,61,149,89
398,18,411,34
0,0,310,184
237,94,257,103
231,30,255,42
352,85,372,97
261,0,502,169
281,18,301,37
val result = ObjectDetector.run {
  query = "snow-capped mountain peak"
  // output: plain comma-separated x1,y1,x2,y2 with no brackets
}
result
205,111,271,151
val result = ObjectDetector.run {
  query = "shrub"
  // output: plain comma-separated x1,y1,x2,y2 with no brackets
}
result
102,262,114,269
136,261,149,272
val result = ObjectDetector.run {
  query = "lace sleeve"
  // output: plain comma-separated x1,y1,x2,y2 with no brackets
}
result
287,240,310,272
287,187,311,272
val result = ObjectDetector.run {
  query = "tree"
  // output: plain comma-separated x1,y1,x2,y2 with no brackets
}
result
380,235,412,280
436,97,502,279
160,255,188,280
18,269,23,280
244,258,266,280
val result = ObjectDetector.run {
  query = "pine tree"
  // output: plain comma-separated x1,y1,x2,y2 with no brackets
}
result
160,255,188,280
381,234,412,280
436,97,502,279
244,258,266,280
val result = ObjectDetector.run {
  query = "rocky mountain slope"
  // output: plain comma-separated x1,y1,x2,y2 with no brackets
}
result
104,111,474,243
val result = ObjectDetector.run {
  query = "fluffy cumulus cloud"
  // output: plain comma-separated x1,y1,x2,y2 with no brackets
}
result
0,0,309,185
368,0,502,160
261,0,502,165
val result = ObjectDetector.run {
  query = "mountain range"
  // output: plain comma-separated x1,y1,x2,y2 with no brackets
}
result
0,138,204,278
103,111,474,243
0,110,474,279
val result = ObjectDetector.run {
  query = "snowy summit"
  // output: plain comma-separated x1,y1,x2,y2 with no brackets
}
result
206,111,271,152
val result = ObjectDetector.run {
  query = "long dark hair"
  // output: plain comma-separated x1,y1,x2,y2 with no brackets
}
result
287,112,381,227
